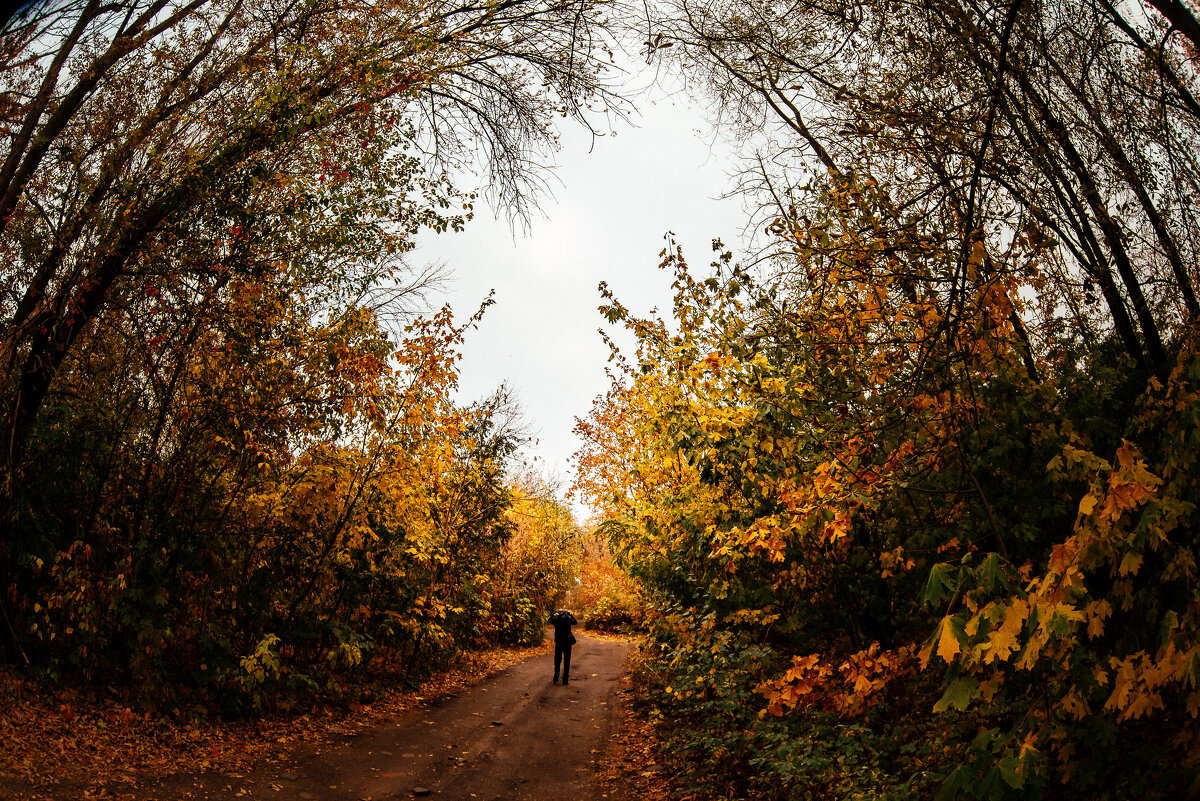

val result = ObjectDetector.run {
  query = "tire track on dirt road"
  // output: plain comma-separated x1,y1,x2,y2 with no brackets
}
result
154,633,636,801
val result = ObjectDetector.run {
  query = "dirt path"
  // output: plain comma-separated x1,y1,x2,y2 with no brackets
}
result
137,633,636,801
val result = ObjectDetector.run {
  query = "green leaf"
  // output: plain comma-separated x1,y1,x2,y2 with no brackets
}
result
933,676,979,713
923,562,958,605
998,755,1024,789
977,552,1007,593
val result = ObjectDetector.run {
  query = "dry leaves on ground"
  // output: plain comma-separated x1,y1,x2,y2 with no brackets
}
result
594,643,675,801
0,641,550,800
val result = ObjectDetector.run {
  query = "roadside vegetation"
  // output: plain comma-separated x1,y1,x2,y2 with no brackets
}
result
0,0,619,716
4,0,1200,798
575,0,1200,798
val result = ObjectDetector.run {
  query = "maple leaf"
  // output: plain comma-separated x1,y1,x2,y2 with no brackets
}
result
1121,691,1165,721
920,615,965,668
1077,491,1099,519
938,619,964,662
1061,691,1091,720
985,623,1021,664
933,676,978,713
1119,551,1144,576
1084,599,1112,639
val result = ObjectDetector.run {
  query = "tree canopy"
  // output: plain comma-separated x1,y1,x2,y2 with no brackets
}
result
5,0,1200,796
0,0,615,708
575,0,1200,797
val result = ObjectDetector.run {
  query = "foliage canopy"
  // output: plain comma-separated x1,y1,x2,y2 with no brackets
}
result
576,0,1200,796
0,0,615,708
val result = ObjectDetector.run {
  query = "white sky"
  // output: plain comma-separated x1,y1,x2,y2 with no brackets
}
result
414,71,748,519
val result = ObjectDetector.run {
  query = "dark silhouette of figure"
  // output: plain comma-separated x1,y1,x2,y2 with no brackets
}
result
549,609,578,684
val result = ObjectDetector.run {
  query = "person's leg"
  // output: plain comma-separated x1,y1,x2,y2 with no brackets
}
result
553,642,563,683
562,645,572,684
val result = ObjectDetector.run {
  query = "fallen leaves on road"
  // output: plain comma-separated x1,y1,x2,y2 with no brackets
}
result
0,641,551,800
595,650,675,801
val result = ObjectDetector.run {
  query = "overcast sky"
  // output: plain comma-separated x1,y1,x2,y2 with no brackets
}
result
414,71,749,519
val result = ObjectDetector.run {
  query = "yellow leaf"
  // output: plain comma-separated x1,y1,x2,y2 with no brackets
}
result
1119,551,1143,576
929,616,962,665
983,598,1028,664
1085,599,1112,639
1122,691,1164,721
1061,690,1091,720
985,622,1020,664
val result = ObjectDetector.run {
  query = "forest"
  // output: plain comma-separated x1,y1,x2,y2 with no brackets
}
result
574,0,1200,797
0,0,617,716
2,0,1199,799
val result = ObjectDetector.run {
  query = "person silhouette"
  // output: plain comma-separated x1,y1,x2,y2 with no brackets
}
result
549,608,578,684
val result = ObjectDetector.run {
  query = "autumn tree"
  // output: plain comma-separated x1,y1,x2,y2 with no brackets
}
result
642,0,1198,374
0,0,622,484
469,468,585,644
580,233,1200,799
0,0,625,702
575,0,1200,795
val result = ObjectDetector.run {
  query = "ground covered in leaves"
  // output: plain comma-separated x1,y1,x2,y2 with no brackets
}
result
0,633,675,801
0,644,546,799
596,651,675,801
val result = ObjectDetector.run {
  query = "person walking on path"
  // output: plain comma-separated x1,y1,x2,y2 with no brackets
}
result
549,608,578,684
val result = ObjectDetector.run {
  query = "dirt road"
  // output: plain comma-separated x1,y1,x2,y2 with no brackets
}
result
142,633,636,801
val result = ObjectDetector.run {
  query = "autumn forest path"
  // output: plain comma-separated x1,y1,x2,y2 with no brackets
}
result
136,634,637,801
